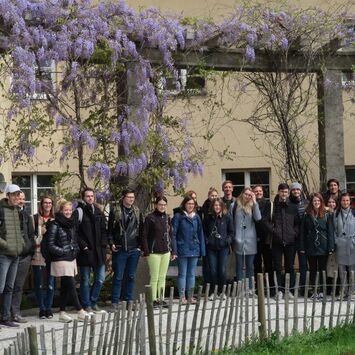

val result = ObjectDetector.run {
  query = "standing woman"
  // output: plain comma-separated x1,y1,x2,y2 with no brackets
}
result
334,193,355,296
32,196,56,319
201,187,219,220
203,198,234,295
234,187,261,291
326,197,338,213
143,196,176,307
46,200,88,322
299,193,334,299
172,195,205,304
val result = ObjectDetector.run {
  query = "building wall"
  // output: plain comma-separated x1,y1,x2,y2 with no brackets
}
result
0,1,353,214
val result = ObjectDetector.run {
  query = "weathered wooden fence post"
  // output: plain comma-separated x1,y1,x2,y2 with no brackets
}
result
257,273,267,340
145,285,157,355
28,326,39,355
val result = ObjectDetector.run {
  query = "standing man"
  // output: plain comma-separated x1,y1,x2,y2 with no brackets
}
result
289,182,308,295
271,183,300,299
222,180,236,282
252,185,273,287
0,184,25,327
322,178,342,205
108,189,143,308
10,191,35,323
222,180,235,212
75,188,108,314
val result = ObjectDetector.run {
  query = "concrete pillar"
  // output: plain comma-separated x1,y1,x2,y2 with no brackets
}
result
317,70,346,190
125,63,151,299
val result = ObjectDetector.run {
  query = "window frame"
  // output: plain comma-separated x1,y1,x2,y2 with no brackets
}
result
222,169,271,198
11,173,56,214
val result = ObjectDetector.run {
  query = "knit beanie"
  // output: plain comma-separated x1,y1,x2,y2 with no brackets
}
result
290,182,302,191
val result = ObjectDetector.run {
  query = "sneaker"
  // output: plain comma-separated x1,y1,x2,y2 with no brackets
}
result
246,290,255,298
274,291,283,301
45,310,53,319
109,303,119,312
153,300,160,309
84,307,94,314
318,292,324,300
283,292,294,300
208,295,215,301
160,300,169,309
77,310,90,322
92,305,107,314
188,297,197,304
0,320,20,328
59,312,72,323
310,293,318,300
39,310,46,319
181,297,187,305
12,315,27,324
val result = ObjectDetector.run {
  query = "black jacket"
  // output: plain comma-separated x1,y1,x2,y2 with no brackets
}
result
20,208,35,256
108,204,143,251
255,198,272,245
46,218,80,262
300,213,335,256
203,213,234,250
272,197,300,246
75,202,108,268
142,210,175,256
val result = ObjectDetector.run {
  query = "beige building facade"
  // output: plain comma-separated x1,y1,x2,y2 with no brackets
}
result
0,0,354,214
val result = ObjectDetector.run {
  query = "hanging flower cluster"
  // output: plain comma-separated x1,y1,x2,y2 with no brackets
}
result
0,0,352,200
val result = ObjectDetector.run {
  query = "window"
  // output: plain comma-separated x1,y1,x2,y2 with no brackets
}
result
223,170,270,198
12,174,55,214
346,167,355,195
162,69,207,96
342,72,355,89
32,60,56,100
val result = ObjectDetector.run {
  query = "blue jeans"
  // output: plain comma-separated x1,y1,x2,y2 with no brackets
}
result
0,255,19,320
177,257,199,298
207,248,229,294
112,249,140,303
32,265,55,311
80,264,106,308
236,254,255,290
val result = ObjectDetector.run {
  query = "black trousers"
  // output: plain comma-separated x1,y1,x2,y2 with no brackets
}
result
59,276,82,311
254,242,273,284
272,244,296,292
307,255,327,290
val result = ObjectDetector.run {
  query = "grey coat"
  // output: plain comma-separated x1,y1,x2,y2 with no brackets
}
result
334,208,355,266
234,202,261,255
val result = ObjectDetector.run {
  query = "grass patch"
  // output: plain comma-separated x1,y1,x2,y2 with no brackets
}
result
220,323,355,355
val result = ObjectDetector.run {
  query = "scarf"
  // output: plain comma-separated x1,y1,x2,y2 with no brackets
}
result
55,212,75,234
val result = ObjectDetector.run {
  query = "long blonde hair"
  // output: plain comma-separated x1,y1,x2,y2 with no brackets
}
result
236,187,254,215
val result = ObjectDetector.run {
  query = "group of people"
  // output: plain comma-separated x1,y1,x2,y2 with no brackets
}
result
0,177,353,326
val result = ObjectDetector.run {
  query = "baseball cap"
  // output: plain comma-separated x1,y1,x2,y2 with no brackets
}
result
5,184,21,194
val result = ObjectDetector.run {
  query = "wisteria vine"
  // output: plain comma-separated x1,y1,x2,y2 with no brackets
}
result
0,0,353,202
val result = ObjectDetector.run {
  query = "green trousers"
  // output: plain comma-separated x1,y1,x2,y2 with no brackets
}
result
147,252,171,300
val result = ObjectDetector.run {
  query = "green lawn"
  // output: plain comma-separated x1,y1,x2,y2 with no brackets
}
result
220,324,355,355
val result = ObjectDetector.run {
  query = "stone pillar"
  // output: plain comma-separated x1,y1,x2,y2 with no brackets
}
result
317,70,346,190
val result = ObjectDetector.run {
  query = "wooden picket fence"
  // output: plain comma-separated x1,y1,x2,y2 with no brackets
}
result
3,270,355,355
